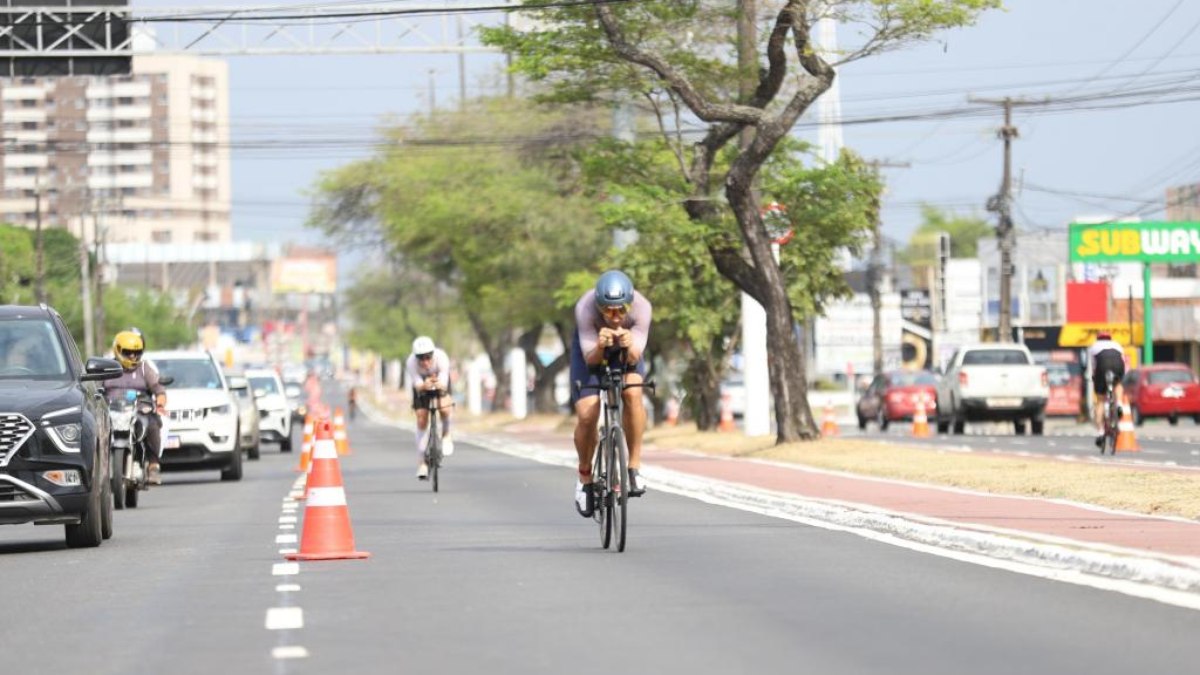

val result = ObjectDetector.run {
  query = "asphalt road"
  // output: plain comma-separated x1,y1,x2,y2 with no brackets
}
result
850,417,1200,468
3,403,1200,674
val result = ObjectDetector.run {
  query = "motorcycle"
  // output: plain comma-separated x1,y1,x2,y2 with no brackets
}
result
110,389,156,509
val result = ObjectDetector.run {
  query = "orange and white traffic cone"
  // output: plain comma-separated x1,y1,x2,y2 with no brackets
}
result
294,414,314,473
1115,396,1140,452
286,420,370,561
665,398,679,427
820,400,839,437
718,392,736,432
333,407,351,456
911,396,931,438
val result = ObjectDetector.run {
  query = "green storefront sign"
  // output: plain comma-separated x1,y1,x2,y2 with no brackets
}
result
1068,221,1200,365
1070,221,1200,263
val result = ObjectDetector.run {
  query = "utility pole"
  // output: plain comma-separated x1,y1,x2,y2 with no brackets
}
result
34,176,45,304
866,160,910,377
971,96,1022,342
737,0,756,152
80,213,94,357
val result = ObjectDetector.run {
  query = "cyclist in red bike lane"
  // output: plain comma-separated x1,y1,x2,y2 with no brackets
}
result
570,270,652,517
407,336,454,480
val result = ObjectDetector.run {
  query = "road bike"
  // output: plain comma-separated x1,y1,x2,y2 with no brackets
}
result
419,389,446,492
1099,370,1120,455
576,349,653,553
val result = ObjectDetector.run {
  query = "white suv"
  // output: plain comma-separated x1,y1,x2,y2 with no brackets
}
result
245,368,293,452
147,350,242,481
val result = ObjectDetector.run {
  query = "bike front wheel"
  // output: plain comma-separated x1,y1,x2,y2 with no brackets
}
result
608,427,629,552
593,440,611,549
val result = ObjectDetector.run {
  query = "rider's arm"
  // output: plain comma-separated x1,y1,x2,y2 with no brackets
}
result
433,351,451,391
144,362,167,411
575,293,607,366
624,293,652,365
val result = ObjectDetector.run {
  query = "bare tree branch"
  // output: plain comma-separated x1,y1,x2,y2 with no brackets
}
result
642,90,690,181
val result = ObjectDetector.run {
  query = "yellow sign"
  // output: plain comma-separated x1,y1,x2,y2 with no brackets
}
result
1059,323,1144,347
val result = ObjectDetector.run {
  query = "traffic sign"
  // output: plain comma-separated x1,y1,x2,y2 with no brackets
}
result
1059,323,1144,347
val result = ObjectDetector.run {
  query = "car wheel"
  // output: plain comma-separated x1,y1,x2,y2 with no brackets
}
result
65,455,104,548
111,447,126,510
1013,420,1026,435
247,439,261,461
221,447,243,482
1131,406,1143,426
280,435,293,453
952,412,965,435
1031,417,1044,436
1169,414,1179,426
936,420,949,434
100,463,114,541
1193,414,1200,425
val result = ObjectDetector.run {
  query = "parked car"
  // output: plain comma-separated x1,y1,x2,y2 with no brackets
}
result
226,375,262,460
935,343,1049,435
0,304,124,547
856,370,938,430
147,350,242,481
245,368,293,451
1121,363,1200,426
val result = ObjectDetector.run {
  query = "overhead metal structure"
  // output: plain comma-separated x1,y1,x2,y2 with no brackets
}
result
0,1,132,75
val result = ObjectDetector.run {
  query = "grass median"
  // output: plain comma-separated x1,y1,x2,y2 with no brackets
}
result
453,410,1200,521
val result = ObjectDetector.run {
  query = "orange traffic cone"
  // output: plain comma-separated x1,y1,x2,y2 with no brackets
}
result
820,400,839,437
1114,397,1140,452
295,414,314,473
911,396,931,438
718,392,736,432
286,420,370,561
333,407,351,456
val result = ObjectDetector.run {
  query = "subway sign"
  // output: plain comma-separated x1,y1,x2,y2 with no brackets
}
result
1070,221,1200,262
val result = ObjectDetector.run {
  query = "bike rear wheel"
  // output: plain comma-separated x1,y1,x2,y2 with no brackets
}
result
428,412,441,493
609,427,629,552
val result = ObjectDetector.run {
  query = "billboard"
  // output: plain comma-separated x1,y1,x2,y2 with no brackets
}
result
271,256,337,294
900,289,932,371
1070,221,1200,263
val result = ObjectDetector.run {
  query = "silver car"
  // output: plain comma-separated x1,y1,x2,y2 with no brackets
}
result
226,375,262,461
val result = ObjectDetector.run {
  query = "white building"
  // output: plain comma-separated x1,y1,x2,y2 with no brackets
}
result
0,54,230,245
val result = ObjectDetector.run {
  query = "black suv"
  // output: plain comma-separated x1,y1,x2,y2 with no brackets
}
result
0,305,124,548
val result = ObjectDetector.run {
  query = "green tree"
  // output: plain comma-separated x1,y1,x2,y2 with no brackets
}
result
899,204,993,287
310,97,610,411
484,0,997,440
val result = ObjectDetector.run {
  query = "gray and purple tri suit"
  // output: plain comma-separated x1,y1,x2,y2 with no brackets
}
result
569,289,651,404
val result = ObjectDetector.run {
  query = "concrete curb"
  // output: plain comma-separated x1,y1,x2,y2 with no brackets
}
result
359,398,1200,601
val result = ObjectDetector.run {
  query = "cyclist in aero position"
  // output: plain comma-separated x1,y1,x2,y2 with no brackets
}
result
106,329,167,484
407,336,454,480
572,270,652,517
1090,330,1127,448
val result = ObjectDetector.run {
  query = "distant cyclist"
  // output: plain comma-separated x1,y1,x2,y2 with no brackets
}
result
571,270,652,517
407,336,454,480
1089,330,1127,447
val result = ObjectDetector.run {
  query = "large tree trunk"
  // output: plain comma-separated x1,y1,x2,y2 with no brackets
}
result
684,354,722,431
518,323,570,414
467,309,512,414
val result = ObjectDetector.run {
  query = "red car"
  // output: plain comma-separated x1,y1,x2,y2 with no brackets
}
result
856,370,938,430
1121,364,1200,426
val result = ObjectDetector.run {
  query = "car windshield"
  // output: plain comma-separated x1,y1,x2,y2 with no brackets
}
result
156,359,223,389
890,372,937,386
962,349,1030,366
0,318,70,381
250,376,280,395
1148,370,1194,385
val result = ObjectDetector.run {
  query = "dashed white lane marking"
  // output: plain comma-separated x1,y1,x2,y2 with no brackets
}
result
279,548,298,555
275,533,298,544
276,584,301,592
273,563,299,576
280,524,295,530
279,515,298,523
266,607,303,630
272,646,309,660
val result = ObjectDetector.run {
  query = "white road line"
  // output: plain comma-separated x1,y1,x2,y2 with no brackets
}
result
265,607,303,630
272,563,299,576
280,524,295,530
279,515,298,524
272,646,309,660
276,584,301,592
279,548,298,555
275,534,297,544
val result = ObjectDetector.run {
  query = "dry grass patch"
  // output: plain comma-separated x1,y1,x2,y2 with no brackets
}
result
646,425,1200,520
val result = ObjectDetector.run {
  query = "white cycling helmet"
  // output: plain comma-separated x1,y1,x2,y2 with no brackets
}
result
412,336,436,357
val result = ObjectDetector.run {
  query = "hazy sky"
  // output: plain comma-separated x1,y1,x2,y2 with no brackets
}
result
135,1,1200,255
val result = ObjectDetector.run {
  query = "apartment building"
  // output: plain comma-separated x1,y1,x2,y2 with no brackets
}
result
0,53,230,244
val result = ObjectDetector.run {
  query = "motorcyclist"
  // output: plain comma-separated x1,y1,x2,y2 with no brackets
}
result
106,329,167,485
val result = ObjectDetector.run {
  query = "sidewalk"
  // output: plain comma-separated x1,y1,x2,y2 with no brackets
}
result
361,395,1200,601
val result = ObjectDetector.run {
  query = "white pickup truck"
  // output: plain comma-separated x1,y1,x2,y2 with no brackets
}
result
935,343,1049,435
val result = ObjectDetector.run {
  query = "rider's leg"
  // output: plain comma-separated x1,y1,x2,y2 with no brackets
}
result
622,372,647,470
1093,392,1106,434
574,396,600,482
145,415,163,462
414,408,430,458
438,394,453,438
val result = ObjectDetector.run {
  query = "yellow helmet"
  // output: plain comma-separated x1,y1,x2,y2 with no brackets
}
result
113,330,145,370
